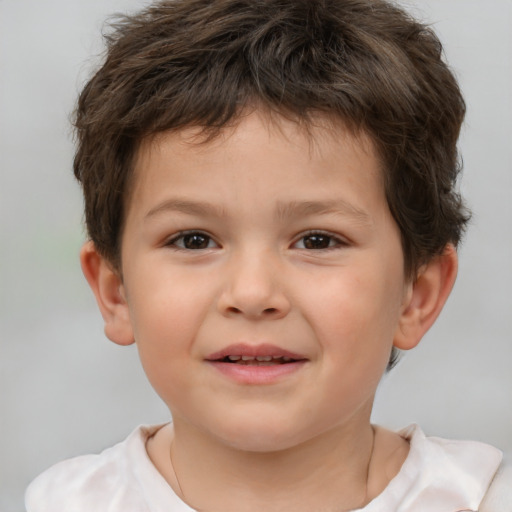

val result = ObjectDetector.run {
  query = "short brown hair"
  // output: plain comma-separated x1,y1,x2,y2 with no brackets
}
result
74,0,470,367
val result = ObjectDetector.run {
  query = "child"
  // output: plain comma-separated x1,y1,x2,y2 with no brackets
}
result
25,0,511,510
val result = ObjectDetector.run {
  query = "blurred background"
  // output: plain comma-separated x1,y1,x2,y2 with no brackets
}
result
1,0,511,510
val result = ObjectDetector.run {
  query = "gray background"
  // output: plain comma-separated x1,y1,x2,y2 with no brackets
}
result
1,1,511,510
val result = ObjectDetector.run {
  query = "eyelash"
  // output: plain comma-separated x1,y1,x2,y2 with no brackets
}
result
165,231,219,250
165,230,348,251
293,231,348,251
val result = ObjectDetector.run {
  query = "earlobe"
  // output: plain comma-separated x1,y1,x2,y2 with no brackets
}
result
80,241,135,346
394,244,458,351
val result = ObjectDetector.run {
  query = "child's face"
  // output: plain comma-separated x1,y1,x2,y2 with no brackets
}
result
118,111,412,451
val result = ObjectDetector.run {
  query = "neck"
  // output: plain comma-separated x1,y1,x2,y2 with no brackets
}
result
169,416,376,512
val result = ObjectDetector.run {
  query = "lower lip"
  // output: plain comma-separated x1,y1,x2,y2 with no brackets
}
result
207,360,307,384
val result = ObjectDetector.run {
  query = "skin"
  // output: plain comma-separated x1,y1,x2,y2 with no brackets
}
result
82,110,458,511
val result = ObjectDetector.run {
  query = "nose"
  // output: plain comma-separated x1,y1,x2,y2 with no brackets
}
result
217,248,291,320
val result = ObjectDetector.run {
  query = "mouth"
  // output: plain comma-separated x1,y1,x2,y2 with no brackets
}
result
215,355,299,366
205,344,308,383
206,343,306,364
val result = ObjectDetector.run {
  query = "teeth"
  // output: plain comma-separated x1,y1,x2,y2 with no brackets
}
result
224,355,297,364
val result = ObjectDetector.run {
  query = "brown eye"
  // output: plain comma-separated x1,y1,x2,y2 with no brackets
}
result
293,231,347,250
182,233,211,249
302,234,333,249
168,231,217,250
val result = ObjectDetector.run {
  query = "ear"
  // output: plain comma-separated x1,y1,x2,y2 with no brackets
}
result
80,241,135,346
394,244,458,351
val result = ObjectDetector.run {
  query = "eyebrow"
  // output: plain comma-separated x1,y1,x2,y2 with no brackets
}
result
275,200,372,225
144,197,372,225
145,199,226,220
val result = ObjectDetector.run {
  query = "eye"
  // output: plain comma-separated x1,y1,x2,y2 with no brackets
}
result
166,231,218,250
294,232,346,250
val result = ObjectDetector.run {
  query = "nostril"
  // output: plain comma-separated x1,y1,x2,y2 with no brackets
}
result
225,306,279,316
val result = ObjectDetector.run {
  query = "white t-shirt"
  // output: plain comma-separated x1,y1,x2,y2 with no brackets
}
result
25,424,502,512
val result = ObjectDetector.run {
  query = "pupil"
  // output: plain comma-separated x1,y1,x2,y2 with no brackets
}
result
304,235,330,249
184,234,209,249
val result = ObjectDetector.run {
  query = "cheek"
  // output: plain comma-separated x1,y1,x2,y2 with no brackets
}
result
130,293,201,408
304,262,404,357
127,262,209,339
126,281,206,382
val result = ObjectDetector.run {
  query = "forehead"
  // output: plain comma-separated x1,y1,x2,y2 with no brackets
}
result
132,110,382,190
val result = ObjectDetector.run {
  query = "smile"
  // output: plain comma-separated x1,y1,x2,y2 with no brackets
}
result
206,344,308,384
221,355,296,365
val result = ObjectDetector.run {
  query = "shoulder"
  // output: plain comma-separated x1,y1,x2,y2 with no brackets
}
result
25,424,165,512
480,453,512,512
393,425,503,511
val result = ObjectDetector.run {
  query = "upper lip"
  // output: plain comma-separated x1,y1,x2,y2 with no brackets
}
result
205,343,307,361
